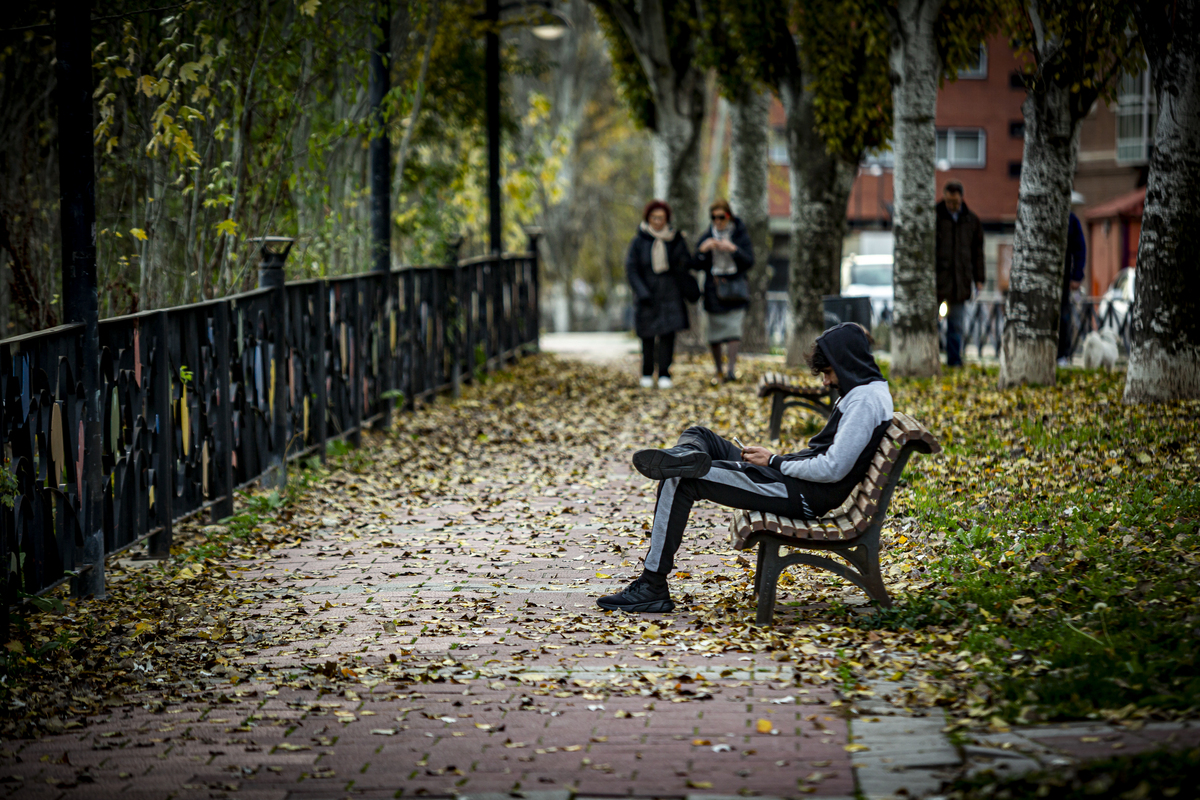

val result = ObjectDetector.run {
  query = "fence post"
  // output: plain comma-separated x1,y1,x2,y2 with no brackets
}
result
350,277,364,447
315,280,328,464
211,301,234,521
526,228,542,353
257,271,288,492
57,0,104,600
148,311,174,558
448,239,464,399
406,270,418,407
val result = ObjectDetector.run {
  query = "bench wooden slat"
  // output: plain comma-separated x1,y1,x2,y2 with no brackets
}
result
847,505,868,532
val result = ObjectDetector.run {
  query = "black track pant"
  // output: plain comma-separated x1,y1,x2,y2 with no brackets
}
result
642,426,816,575
640,332,676,378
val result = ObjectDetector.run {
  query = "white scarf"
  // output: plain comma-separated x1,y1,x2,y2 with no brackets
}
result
710,224,736,276
640,221,677,274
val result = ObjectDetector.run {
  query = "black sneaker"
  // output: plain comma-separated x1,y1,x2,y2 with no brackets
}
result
632,446,712,480
596,577,675,613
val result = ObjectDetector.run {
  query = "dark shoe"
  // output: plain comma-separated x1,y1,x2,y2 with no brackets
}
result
596,577,675,613
632,446,712,480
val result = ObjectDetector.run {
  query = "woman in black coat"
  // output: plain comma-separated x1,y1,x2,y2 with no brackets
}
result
693,199,754,383
626,200,694,389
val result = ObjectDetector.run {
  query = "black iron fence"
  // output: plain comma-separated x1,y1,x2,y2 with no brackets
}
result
2,244,540,613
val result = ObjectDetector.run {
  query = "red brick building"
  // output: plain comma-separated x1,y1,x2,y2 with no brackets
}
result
764,35,1152,296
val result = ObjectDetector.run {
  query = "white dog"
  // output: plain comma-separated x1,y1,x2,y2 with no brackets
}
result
1081,328,1119,370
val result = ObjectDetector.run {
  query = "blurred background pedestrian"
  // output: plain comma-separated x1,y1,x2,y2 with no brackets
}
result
626,200,694,389
1057,192,1088,366
695,199,755,384
935,181,985,367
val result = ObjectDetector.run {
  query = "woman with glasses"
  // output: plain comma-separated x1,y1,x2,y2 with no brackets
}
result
695,199,755,384
626,200,695,389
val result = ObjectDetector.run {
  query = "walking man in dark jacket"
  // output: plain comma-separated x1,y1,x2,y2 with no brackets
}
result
935,181,985,367
1056,208,1087,365
597,323,893,613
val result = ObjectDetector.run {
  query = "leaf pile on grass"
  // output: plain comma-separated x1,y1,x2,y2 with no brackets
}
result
943,746,1200,799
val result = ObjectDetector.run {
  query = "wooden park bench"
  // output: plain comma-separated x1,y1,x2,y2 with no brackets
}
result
729,412,941,625
758,371,837,441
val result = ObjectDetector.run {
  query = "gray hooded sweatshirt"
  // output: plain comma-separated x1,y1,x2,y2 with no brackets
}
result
767,323,894,515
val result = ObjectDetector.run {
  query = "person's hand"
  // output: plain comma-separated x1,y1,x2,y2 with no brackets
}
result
698,239,715,253
1070,280,1082,291
718,240,738,253
741,446,773,467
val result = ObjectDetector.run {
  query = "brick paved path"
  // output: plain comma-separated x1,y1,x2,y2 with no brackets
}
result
2,352,1195,800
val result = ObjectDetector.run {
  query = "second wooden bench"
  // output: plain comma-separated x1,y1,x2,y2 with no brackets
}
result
758,371,837,441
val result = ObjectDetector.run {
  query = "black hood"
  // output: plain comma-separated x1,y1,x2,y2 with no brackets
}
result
816,322,884,394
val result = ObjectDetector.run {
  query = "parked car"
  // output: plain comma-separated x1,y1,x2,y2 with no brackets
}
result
841,254,893,324
1097,267,1135,332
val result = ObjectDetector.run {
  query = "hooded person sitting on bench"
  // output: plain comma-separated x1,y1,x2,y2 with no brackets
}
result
598,322,893,613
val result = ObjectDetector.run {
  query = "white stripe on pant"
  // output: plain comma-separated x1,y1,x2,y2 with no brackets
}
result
642,427,816,575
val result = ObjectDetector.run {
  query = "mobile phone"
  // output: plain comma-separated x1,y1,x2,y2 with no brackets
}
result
732,435,747,450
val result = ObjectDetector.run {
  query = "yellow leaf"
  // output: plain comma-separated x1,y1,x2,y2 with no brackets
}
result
114,66,132,78
299,0,320,15
130,227,148,241
691,738,711,746
215,219,238,237
755,719,775,734
178,61,201,82
595,572,611,579
844,743,870,753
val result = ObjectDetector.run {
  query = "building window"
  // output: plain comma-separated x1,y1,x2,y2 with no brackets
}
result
1009,120,1025,139
936,128,986,168
1008,161,1022,178
769,127,789,165
861,146,894,170
1116,70,1155,164
957,44,988,79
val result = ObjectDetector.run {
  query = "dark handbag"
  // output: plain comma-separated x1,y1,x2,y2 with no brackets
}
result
714,274,750,305
674,269,701,303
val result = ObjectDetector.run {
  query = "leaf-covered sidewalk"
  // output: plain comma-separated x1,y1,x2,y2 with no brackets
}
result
3,352,1199,799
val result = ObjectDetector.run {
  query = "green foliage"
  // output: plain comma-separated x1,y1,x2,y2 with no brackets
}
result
794,0,894,160
591,5,656,130
1001,0,1144,115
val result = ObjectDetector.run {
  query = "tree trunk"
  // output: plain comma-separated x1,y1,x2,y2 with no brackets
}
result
729,87,772,353
1125,0,1200,401
998,85,1079,387
701,95,728,213
887,0,943,378
780,77,855,366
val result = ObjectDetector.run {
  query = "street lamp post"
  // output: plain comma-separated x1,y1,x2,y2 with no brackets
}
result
485,0,502,255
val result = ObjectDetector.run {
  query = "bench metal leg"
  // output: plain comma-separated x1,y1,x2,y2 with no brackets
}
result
754,542,768,597
750,536,893,626
769,394,786,441
841,538,892,608
754,540,783,625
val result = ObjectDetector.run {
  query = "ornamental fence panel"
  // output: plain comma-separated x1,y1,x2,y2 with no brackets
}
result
1,245,540,631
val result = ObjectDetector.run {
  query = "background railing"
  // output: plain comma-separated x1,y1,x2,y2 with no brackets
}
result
766,293,1132,361
1,242,540,619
